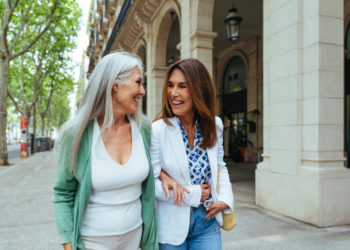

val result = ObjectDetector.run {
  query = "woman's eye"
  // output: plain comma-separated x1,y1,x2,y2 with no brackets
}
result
180,84,187,88
168,82,173,87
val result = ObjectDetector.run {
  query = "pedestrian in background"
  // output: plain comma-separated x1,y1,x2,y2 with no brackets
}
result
151,58,234,249
53,51,158,250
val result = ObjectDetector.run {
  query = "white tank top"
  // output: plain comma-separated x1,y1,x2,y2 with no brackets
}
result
80,118,149,236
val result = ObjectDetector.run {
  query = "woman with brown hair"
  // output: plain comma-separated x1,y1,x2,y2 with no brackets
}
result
151,58,234,249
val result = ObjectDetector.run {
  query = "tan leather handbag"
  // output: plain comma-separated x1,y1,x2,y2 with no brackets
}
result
216,167,236,231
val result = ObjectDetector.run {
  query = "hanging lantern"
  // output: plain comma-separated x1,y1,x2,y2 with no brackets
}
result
224,1,242,44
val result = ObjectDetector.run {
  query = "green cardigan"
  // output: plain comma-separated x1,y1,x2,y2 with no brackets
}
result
53,119,158,250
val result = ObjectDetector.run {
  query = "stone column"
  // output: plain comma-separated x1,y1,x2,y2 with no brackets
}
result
179,0,191,59
191,31,217,76
145,21,165,120
257,0,350,227
148,65,167,119
184,0,216,76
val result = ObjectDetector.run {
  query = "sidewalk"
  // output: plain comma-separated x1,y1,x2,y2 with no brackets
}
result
223,159,350,250
0,152,349,249
0,151,60,249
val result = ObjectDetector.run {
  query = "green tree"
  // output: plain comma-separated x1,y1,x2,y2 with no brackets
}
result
1,0,81,164
0,0,60,165
37,73,76,136
50,78,74,129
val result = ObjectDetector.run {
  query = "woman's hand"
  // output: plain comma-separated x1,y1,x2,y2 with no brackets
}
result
63,243,73,250
159,170,190,206
200,184,211,202
205,201,229,218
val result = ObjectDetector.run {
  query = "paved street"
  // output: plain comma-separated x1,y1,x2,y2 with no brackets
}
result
7,144,20,160
0,151,60,250
0,152,349,250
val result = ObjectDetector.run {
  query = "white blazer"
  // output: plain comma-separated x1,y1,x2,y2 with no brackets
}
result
151,116,234,245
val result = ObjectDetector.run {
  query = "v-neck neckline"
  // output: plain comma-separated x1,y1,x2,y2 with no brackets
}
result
94,118,134,166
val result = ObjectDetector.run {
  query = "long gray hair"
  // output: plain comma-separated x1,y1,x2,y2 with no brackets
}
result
57,51,144,175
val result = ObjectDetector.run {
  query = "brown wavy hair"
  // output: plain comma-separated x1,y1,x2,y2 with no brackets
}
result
157,58,217,148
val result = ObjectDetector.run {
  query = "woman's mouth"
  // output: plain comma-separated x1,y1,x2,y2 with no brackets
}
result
172,100,184,105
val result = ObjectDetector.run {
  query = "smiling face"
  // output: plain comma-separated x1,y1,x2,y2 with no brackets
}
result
112,67,145,116
167,68,194,119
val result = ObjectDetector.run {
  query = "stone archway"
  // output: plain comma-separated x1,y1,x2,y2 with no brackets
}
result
217,49,250,95
147,1,181,118
222,55,248,162
153,1,181,66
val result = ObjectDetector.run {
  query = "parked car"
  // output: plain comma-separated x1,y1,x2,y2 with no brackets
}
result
27,136,53,153
36,136,53,151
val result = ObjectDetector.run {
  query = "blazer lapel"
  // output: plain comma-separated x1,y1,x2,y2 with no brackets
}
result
167,117,192,185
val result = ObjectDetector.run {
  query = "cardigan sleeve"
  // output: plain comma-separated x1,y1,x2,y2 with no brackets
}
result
140,120,159,250
52,135,78,245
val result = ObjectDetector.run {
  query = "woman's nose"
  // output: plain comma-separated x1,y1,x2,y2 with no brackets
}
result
140,84,146,96
171,87,179,97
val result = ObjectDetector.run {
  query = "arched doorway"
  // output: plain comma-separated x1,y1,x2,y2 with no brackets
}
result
150,4,181,118
154,5,181,66
345,23,350,168
223,56,247,162
166,14,180,65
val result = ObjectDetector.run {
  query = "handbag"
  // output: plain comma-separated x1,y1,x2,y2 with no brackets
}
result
216,166,236,231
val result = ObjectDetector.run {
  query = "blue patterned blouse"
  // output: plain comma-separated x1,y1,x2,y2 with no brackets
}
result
176,117,212,185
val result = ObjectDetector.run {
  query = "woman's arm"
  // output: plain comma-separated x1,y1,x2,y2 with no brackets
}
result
151,122,202,207
63,243,73,250
159,170,190,205
159,170,211,206
52,137,78,245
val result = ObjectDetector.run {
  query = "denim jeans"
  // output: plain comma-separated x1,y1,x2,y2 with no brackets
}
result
159,205,222,250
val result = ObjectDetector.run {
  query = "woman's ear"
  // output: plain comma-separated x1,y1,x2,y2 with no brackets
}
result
112,84,118,93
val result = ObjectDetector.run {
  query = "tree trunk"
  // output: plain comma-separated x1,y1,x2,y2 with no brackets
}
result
0,58,9,165
33,104,37,153
48,106,52,136
41,113,45,136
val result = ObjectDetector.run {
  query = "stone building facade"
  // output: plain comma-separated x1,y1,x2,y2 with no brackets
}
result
86,0,350,227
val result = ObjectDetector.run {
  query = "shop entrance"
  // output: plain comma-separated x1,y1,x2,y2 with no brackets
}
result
222,56,247,162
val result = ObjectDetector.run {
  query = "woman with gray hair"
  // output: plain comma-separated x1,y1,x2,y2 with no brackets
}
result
53,51,158,250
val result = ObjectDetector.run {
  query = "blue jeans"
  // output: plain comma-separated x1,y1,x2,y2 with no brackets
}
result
159,205,222,250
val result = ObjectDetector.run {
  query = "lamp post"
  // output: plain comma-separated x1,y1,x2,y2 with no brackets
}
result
224,0,242,44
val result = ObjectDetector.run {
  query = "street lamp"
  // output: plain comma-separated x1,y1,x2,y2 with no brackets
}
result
224,0,242,44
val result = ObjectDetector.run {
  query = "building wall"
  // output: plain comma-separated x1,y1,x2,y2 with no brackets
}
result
87,0,124,74
86,0,350,227
257,0,350,227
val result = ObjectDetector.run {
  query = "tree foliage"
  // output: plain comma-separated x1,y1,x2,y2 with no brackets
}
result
0,0,82,164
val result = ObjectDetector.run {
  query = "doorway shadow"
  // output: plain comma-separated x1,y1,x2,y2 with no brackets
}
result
225,157,256,183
